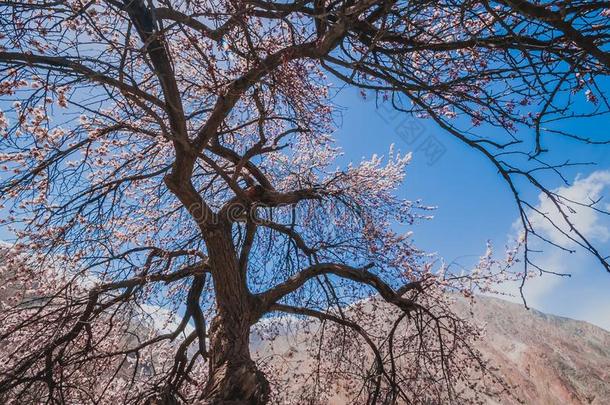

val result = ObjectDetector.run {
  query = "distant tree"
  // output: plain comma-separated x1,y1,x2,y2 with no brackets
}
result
1,1,609,404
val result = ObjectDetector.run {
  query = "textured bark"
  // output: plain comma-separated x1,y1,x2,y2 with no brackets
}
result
199,225,269,405
200,315,269,404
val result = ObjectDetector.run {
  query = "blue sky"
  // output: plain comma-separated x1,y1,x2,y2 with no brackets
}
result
332,86,610,330
2,75,609,331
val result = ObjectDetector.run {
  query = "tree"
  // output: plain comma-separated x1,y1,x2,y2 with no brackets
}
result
0,1,609,404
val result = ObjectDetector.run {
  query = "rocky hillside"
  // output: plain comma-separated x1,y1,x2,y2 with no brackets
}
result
253,295,610,405
453,296,610,405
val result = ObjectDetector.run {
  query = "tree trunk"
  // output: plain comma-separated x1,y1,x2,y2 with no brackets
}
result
199,225,269,405
201,313,269,404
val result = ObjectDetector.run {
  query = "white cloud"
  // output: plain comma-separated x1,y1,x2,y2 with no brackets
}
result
532,170,610,245
494,170,610,330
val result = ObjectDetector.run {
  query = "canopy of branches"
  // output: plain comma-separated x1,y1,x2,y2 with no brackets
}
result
0,1,609,404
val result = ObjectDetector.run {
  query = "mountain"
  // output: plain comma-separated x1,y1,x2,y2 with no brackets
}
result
253,295,610,405
452,296,610,405
2,241,607,404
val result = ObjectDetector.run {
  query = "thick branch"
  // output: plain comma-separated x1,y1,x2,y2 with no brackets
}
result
259,263,416,310
0,51,164,108
499,0,610,69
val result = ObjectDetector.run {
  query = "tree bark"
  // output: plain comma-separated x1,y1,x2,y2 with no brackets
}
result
199,224,269,405
200,314,269,404
165,171,269,404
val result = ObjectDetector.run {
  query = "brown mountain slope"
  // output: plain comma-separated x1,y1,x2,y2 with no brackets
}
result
252,295,610,405
452,296,610,405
